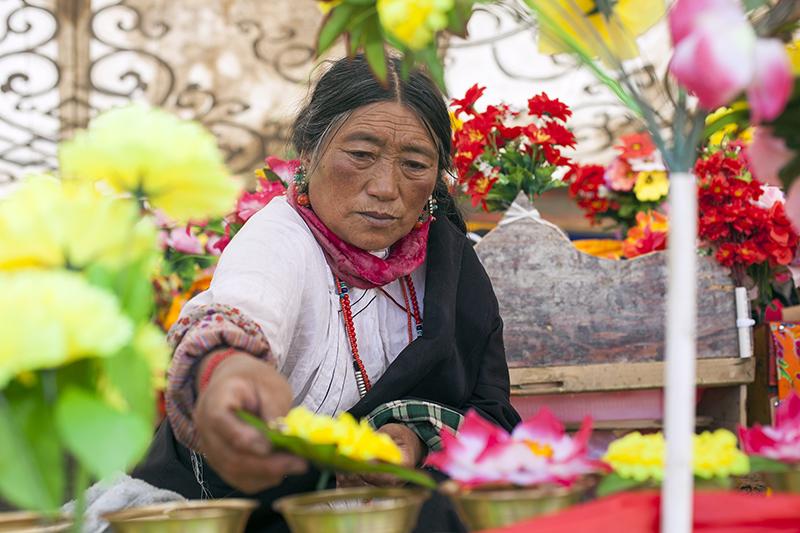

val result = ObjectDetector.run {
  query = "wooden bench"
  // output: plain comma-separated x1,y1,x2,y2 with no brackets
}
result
474,194,755,432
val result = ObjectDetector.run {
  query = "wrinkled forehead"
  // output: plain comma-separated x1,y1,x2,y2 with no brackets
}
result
333,102,438,153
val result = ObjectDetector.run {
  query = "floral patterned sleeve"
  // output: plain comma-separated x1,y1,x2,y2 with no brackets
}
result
165,303,274,450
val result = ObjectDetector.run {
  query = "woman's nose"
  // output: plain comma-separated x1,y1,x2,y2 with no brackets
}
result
365,158,400,200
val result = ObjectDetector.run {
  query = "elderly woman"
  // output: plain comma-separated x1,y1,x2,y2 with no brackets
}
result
134,55,520,531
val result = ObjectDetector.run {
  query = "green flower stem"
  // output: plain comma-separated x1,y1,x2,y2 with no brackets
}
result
70,462,89,533
316,469,332,492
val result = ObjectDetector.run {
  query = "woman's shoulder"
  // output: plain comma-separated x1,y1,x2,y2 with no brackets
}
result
218,196,322,266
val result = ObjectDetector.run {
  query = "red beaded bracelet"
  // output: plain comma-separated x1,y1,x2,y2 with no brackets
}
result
198,347,239,393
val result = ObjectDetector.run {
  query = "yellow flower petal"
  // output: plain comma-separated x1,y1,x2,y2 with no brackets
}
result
633,171,669,202
0,270,133,388
0,176,157,272
59,105,240,224
377,0,454,50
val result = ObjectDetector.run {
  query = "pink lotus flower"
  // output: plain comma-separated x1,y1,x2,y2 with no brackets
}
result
739,392,800,463
235,178,287,223
426,408,605,488
668,0,791,123
165,227,203,255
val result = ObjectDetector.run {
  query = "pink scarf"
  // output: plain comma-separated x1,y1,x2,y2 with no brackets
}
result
287,185,430,289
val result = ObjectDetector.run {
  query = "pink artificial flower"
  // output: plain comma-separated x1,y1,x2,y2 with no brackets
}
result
426,408,604,488
754,185,786,210
668,0,791,123
605,158,636,192
235,178,287,222
265,156,301,184
205,234,223,256
165,227,204,255
739,392,800,463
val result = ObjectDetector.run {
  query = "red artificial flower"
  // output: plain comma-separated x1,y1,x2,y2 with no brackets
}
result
451,84,486,117
542,122,576,148
527,92,572,122
615,133,656,159
467,175,498,210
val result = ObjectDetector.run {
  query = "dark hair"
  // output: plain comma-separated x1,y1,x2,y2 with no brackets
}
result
291,54,466,233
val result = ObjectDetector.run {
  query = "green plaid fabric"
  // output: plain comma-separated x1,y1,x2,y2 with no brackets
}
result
366,400,464,451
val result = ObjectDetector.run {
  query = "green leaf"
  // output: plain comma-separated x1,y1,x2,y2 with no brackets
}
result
364,22,388,84
238,411,437,489
317,3,355,55
56,387,151,480
347,24,364,56
447,0,479,37
343,0,376,5
0,393,64,512
748,455,790,473
596,473,645,497
101,345,156,423
418,46,446,92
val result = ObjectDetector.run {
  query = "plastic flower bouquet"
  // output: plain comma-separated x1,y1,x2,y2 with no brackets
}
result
426,408,605,529
0,105,239,528
739,393,800,492
450,85,575,211
599,429,750,495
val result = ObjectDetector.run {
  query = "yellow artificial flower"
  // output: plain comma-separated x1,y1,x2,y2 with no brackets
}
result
0,176,156,272
0,270,133,388
533,0,664,61
282,407,403,464
604,432,665,482
633,171,669,202
787,40,800,75
377,0,454,50
604,429,750,483
59,105,239,224
693,429,749,480
317,0,342,15
705,103,751,146
449,110,463,133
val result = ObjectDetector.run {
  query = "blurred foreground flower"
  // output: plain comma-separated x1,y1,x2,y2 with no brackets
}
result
0,270,133,388
377,0,454,50
739,392,800,464
59,105,239,223
0,176,156,272
622,211,668,258
668,0,792,123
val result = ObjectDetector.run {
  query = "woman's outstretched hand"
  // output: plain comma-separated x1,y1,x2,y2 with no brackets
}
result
193,351,307,493
336,423,425,488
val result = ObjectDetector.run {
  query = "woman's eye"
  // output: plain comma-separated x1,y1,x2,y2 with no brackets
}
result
404,160,429,171
348,151,374,161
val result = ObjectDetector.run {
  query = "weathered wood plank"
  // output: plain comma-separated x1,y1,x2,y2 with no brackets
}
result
475,194,740,367
509,358,754,395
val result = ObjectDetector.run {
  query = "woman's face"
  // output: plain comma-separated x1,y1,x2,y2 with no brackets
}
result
305,101,439,251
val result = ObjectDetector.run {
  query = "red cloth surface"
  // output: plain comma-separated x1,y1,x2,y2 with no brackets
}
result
480,491,800,533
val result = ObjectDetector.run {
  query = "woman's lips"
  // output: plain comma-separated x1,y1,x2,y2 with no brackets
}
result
358,211,399,227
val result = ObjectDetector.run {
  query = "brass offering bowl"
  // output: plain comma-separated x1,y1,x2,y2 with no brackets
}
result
443,480,590,530
274,487,430,533
103,499,257,533
0,511,71,532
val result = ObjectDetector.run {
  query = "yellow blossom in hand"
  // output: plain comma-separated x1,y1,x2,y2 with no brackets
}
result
633,171,669,202
603,432,665,482
281,407,403,464
534,0,664,61
0,176,156,272
59,105,239,224
377,0,454,50
0,270,133,388
693,429,749,480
